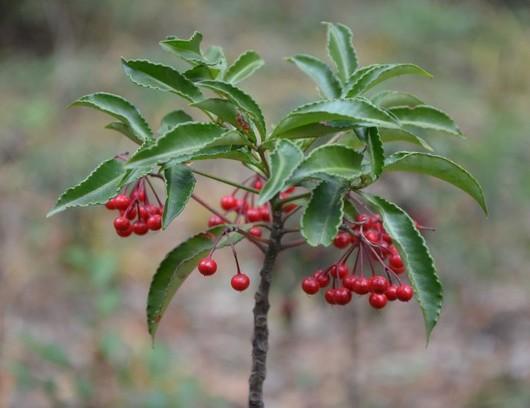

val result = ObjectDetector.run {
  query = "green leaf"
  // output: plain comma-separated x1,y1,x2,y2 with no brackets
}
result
71,92,152,142
257,140,304,205
157,110,193,135
271,98,399,138
379,128,433,151
191,98,239,127
122,59,203,102
343,63,432,97
384,152,487,213
343,199,359,221
371,90,424,108
126,122,227,168
159,31,206,65
390,105,463,136
287,54,341,99
162,165,196,229
183,64,213,82
366,127,384,178
362,194,443,340
105,122,144,145
146,227,242,338
198,80,266,138
323,22,358,83
224,50,264,84
301,179,346,246
167,145,255,164
291,144,363,182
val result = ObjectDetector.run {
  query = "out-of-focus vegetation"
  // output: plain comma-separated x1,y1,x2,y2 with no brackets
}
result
1,0,529,407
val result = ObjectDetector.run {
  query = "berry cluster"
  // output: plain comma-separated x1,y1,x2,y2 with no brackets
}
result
301,213,414,309
105,177,164,237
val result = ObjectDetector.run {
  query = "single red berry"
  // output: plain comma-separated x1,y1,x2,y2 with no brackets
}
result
136,189,146,202
249,227,262,238
246,208,261,222
231,273,250,291
334,287,352,305
388,245,399,256
389,254,404,269
198,257,217,276
343,275,357,291
147,214,162,231
220,195,237,211
114,194,131,211
365,229,380,244
113,216,130,231
208,215,225,227
252,179,264,190
284,186,296,194
369,275,389,294
352,276,370,295
259,206,271,222
139,206,150,221
155,206,163,215
333,232,352,249
125,207,137,220
236,199,249,214
116,224,133,237
396,284,414,302
315,271,330,288
385,284,399,301
350,234,360,247
324,288,336,304
369,293,387,309
133,221,148,235
330,263,348,278
301,277,320,295
355,214,369,224
382,233,392,244
105,198,117,210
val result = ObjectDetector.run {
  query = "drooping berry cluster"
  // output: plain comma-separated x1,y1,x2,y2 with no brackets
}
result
301,213,415,309
105,177,163,237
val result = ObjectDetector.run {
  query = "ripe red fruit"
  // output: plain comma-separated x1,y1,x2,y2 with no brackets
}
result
139,206,150,220
198,257,217,276
334,287,352,305
105,198,117,210
369,293,387,309
324,288,336,304
231,273,250,291
208,215,225,227
133,221,148,235
333,232,352,248
135,189,146,202
355,214,369,224
114,194,130,211
315,271,330,288
246,208,261,222
389,254,404,269
331,263,348,278
116,225,133,237
365,229,380,244
382,233,392,244
259,206,271,221
352,276,370,295
147,214,162,231
249,227,262,237
220,195,237,211
385,285,398,301
125,207,137,220
343,275,357,291
236,199,249,214
253,179,263,190
369,275,389,294
396,284,414,302
301,277,320,295
113,216,130,231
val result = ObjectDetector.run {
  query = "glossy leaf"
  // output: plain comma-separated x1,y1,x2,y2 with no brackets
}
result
271,98,399,138
224,50,264,84
147,227,242,338
122,59,202,102
379,128,433,151
157,110,193,135
105,122,144,145
301,179,346,246
287,54,341,99
390,105,463,136
363,194,443,340
257,140,304,205
384,152,487,213
167,145,255,164
126,123,226,168
323,22,358,83
191,98,239,127
159,31,206,65
343,199,359,221
71,92,152,142
162,164,196,229
183,64,213,82
371,90,424,108
366,127,384,179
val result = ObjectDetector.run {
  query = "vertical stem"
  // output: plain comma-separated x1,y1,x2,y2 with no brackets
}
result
248,205,283,408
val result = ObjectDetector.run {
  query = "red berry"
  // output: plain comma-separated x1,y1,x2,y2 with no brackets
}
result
116,224,133,237
139,206,150,221
315,271,330,288
125,207,137,220
369,275,389,294
147,214,162,231
208,215,225,227
355,214,369,224
136,189,146,202
350,234,360,246
333,232,352,249
259,206,271,222
246,208,261,222
365,229,380,244
114,194,130,211
133,221,148,235
253,179,264,190
231,273,250,291
324,288,336,304
236,199,249,214
389,254,404,269
301,277,320,295
352,276,370,295
220,195,237,211
334,287,352,305
367,214,382,228
331,263,348,278
113,216,130,231
343,275,357,291
382,233,392,244
198,257,217,276
385,285,398,301
396,284,414,302
369,293,387,309
249,227,262,237
105,198,117,210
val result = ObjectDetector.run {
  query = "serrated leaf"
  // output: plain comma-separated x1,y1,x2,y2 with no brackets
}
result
301,179,346,246
159,31,206,65
224,50,264,84
362,194,443,340
271,98,399,138
167,145,255,164
371,90,424,109
72,92,152,142
384,152,487,213
191,98,239,127
257,140,304,205
162,165,195,229
291,144,363,182
198,80,266,138
147,227,243,338
157,110,193,135
343,199,359,221
343,63,432,97
390,105,463,136
122,59,203,102
105,122,144,145
378,128,433,151
183,64,213,82
323,22,358,83
366,127,384,178
288,54,341,99
126,122,226,168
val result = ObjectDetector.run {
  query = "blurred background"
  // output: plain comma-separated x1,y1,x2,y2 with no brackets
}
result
1,0,529,407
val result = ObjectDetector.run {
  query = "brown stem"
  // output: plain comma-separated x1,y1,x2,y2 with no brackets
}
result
248,205,283,407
